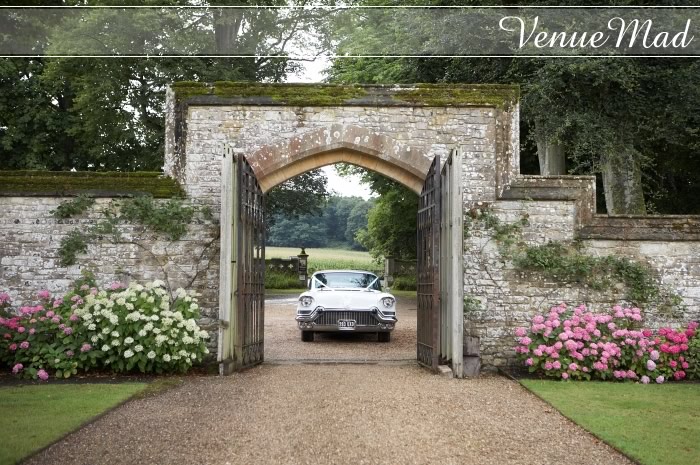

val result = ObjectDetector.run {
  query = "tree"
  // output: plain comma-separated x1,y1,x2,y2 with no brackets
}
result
266,169,328,222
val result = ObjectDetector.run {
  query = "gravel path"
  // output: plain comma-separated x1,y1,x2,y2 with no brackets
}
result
27,364,632,465
265,295,416,362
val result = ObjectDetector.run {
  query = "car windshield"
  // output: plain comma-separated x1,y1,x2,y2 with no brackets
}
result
313,272,381,291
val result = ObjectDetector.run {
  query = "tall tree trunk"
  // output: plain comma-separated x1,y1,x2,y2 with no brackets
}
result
536,139,566,175
601,150,647,214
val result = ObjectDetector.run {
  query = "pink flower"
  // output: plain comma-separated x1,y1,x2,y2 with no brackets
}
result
46,310,55,318
682,362,689,369
80,284,89,291
641,375,650,384
525,358,533,366
655,376,665,384
533,349,543,357
110,281,125,290
29,328,35,335
0,292,11,305
19,341,29,349
626,370,637,379
561,372,569,380
37,289,51,300
63,327,73,335
69,314,79,321
552,361,561,370
650,350,660,361
12,363,23,374
544,362,553,370
80,343,92,353
669,360,678,369
9,343,17,351
674,371,686,380
37,369,49,381
514,327,527,337
51,317,60,324
568,363,578,371
533,315,544,324
66,350,74,357
519,337,532,346
17,326,25,333
646,360,656,371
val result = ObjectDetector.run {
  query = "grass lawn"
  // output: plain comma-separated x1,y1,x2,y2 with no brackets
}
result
521,380,700,465
267,246,381,273
0,383,147,465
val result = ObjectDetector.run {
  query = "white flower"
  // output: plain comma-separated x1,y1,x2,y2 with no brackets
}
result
173,311,184,321
152,279,165,288
147,351,156,359
135,284,144,292
172,355,181,361
184,296,192,303
144,323,154,332
105,300,114,308
159,301,169,310
111,331,119,338
101,344,110,352
109,315,119,325
204,347,209,354
179,350,188,357
138,330,147,337
123,349,134,358
82,313,93,321
182,336,194,345
124,337,134,345
152,328,161,335
111,339,121,347
199,330,210,339
88,323,96,331
91,335,99,343
134,345,143,352
162,317,173,327
125,303,134,311
126,311,140,322
140,292,148,299
150,314,159,321
102,327,111,334
162,354,171,362
116,298,126,306
147,296,155,304
190,353,197,360
176,288,187,298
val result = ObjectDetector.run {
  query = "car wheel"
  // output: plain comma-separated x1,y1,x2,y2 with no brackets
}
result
378,332,390,343
301,331,314,342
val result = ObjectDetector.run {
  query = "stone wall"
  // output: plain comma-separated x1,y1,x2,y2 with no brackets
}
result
465,182,700,370
0,196,221,352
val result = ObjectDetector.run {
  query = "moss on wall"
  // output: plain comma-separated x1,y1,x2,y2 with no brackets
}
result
171,81,520,109
0,171,184,198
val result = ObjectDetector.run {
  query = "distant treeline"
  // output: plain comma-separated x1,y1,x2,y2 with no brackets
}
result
267,196,373,250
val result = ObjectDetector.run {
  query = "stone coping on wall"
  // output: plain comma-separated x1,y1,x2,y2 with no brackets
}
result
500,174,700,242
170,82,520,109
0,171,185,198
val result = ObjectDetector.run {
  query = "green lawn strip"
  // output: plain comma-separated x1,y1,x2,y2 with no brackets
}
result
0,383,147,465
520,380,700,465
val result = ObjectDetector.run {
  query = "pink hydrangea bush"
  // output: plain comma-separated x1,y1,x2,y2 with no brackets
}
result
0,285,98,380
514,303,698,382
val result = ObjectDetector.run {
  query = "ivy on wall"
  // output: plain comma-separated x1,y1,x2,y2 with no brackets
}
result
52,195,212,267
464,206,684,314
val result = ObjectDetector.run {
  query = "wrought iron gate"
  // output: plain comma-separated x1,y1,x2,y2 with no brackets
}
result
234,155,265,370
417,156,441,370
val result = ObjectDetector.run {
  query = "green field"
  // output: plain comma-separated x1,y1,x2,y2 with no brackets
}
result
0,383,148,465
266,246,382,274
521,380,700,465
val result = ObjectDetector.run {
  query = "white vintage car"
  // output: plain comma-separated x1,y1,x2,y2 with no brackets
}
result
295,270,397,342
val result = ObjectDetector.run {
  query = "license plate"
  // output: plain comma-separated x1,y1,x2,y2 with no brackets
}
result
337,319,356,330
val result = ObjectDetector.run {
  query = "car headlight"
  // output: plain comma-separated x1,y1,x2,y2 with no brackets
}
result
381,297,395,308
299,296,314,307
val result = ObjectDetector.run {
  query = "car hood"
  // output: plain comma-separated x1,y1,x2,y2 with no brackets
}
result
301,289,392,310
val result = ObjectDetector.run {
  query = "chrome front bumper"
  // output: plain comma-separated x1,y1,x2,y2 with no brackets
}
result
296,307,397,332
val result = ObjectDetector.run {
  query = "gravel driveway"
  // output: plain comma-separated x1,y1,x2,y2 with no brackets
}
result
25,296,633,465
27,364,632,465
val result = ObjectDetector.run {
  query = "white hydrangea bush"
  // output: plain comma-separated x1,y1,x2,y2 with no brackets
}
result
72,280,210,373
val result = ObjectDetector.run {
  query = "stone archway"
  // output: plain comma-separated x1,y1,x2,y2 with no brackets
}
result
246,124,433,193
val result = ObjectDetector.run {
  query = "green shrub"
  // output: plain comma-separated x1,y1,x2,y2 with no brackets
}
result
265,271,304,290
391,275,417,291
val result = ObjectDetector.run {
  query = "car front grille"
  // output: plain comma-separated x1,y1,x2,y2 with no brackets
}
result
314,310,378,326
